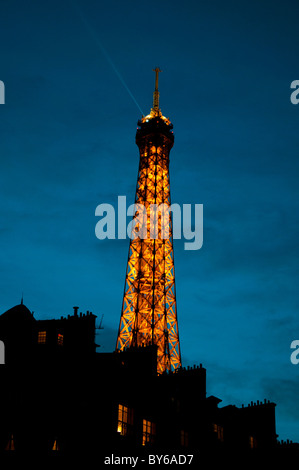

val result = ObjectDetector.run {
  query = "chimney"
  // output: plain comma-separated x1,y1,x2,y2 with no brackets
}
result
73,306,79,317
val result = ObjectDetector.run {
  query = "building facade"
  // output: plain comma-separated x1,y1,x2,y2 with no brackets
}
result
0,302,293,462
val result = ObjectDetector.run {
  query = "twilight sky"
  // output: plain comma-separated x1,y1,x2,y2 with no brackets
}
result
1,0,299,442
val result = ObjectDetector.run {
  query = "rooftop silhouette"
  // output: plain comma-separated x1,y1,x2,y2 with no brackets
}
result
0,302,298,462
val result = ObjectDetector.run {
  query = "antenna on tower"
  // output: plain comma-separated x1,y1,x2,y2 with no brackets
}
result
153,67,161,111
96,314,104,330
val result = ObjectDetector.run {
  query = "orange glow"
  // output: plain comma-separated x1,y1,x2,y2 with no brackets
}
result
57,333,64,346
141,110,171,126
38,331,46,344
5,434,15,451
117,404,133,436
52,439,60,451
116,108,181,374
142,419,156,446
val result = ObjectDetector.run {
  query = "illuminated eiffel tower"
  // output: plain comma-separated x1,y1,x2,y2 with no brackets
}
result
116,68,181,374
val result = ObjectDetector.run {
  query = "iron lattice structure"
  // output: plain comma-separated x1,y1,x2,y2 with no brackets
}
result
116,69,181,374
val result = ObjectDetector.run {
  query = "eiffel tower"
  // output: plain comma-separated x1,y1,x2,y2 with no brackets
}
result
116,69,181,374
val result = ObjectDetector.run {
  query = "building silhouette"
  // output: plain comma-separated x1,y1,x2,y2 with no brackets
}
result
0,302,298,462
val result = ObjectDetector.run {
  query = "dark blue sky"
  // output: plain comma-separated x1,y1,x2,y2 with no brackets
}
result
1,0,299,442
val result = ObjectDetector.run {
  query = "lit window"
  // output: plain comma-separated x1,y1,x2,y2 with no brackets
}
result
5,434,15,451
117,404,133,436
57,334,64,346
38,331,46,344
142,419,156,446
52,439,60,451
180,429,189,447
249,436,257,448
213,424,224,442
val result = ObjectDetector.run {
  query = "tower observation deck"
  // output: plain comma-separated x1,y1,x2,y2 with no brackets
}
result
116,69,181,374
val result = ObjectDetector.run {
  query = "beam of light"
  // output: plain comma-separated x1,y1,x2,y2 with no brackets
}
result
70,0,144,116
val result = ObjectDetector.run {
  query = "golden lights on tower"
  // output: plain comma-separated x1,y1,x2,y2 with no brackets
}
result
116,69,181,374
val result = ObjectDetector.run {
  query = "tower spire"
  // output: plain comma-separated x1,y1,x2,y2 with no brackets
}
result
152,67,161,112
